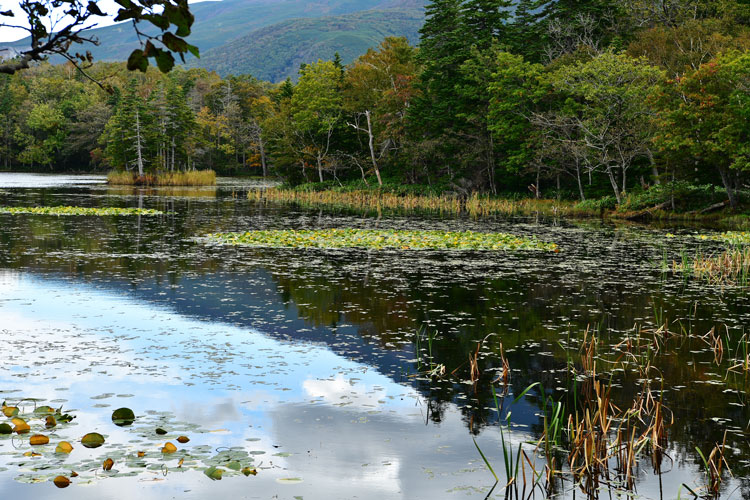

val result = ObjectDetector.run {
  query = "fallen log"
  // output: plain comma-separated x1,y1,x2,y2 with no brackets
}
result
623,200,673,221
697,199,730,214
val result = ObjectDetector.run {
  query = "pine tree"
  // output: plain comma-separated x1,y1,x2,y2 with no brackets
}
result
461,0,514,51
410,0,468,135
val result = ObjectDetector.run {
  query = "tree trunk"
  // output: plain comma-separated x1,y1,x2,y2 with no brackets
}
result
364,111,382,186
135,109,144,177
718,165,738,209
607,167,621,204
259,136,268,177
576,163,585,201
317,155,324,183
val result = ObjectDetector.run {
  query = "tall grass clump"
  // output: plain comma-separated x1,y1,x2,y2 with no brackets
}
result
673,247,750,286
107,170,216,186
250,188,598,218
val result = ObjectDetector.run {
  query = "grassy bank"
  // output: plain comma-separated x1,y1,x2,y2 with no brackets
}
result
107,170,216,186
247,180,750,224
248,188,592,218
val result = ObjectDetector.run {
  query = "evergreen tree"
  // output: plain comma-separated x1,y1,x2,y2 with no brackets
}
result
409,0,468,136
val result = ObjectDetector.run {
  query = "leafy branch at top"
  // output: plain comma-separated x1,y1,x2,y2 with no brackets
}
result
0,0,198,89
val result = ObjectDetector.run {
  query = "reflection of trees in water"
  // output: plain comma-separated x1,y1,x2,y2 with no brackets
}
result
2,195,750,477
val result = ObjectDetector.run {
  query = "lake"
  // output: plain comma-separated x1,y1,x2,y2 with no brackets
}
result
0,173,748,499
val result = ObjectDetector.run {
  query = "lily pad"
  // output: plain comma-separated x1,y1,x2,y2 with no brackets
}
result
29,434,49,446
81,433,105,449
204,466,223,480
204,229,558,252
55,441,73,454
52,476,70,488
0,423,12,434
111,408,135,427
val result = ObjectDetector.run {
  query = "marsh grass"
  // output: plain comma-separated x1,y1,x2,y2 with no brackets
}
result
673,247,750,286
249,188,594,218
107,170,216,186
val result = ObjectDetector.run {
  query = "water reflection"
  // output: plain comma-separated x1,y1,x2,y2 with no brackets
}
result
1,174,750,497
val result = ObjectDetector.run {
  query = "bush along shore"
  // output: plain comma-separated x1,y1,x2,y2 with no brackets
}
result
248,180,750,223
107,170,216,186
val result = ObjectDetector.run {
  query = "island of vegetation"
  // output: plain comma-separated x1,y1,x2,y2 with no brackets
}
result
204,228,558,251
0,206,164,216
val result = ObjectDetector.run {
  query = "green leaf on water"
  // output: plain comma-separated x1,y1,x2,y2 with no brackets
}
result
111,408,135,427
81,432,105,448
204,466,223,480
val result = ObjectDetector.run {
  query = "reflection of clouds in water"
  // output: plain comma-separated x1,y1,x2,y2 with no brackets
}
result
303,375,388,409
268,402,498,499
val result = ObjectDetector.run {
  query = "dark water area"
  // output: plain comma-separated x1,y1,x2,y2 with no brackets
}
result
1,173,749,499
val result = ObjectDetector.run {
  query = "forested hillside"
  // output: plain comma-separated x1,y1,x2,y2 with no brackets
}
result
4,0,423,64
188,9,423,81
1,0,749,210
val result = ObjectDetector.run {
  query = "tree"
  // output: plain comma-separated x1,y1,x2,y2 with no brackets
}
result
291,60,342,182
544,52,665,203
0,0,197,80
102,79,152,175
343,37,418,186
654,50,750,208
487,51,549,192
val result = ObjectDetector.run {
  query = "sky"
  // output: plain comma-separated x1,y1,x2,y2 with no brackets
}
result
0,0,213,43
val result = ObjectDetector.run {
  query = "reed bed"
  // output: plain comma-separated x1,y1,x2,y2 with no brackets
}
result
249,188,592,218
673,247,750,286
107,170,216,186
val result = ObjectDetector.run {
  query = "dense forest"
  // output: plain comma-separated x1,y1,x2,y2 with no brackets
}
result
1,0,749,206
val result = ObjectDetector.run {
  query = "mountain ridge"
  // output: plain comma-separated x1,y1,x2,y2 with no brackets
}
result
5,0,425,73
186,7,424,81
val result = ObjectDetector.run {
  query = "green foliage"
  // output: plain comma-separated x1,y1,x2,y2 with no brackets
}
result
574,196,618,212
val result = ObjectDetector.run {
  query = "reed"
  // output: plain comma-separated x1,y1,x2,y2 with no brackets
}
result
107,170,216,186
673,247,750,286
249,188,595,218
695,432,730,499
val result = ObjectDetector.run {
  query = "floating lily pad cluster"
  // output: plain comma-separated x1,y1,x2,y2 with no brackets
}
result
204,229,559,252
0,206,163,216
696,231,750,246
0,400,259,488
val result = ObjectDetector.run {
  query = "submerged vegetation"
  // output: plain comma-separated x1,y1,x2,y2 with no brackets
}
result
106,170,217,186
204,228,558,252
0,206,163,216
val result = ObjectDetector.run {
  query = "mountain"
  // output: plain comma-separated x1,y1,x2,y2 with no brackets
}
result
5,0,425,81
187,8,424,81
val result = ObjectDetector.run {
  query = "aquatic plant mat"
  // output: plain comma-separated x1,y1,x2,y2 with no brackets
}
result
0,206,163,216
0,401,259,488
204,229,558,251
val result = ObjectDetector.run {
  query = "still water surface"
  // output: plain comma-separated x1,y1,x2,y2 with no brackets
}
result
0,173,749,499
